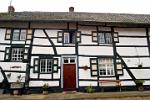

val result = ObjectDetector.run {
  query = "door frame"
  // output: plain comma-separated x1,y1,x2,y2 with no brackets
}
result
61,55,78,89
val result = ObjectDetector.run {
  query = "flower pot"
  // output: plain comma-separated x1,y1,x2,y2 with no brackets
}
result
43,91,48,95
13,90,19,95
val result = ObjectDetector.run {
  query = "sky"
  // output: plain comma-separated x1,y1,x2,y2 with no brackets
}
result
0,0,150,14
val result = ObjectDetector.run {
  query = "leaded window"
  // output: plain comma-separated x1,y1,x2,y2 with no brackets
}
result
11,48,24,61
98,58,114,76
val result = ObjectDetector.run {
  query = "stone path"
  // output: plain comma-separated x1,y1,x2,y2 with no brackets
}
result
0,91,150,100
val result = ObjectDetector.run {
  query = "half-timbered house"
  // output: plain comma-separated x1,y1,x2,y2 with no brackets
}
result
0,6,150,93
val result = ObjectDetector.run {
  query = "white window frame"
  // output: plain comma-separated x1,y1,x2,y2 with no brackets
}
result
11,48,24,61
98,58,114,76
98,33,112,44
40,59,53,73
63,32,76,44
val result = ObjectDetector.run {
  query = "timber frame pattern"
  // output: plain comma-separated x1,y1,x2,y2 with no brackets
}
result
0,11,150,93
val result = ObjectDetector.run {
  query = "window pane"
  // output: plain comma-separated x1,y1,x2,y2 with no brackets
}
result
98,58,114,76
11,48,24,61
105,33,112,44
40,59,52,73
64,33,69,43
13,30,20,40
98,33,105,44
20,30,26,40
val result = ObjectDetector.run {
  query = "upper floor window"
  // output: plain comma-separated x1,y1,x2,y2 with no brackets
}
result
12,29,26,41
98,58,114,76
98,33,112,44
64,32,76,44
57,31,81,44
5,29,33,40
11,48,24,61
92,32,113,44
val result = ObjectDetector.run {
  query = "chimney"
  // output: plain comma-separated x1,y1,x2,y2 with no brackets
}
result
8,6,15,13
69,7,74,12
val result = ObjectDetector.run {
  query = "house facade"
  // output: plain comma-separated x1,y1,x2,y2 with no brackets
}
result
0,7,150,93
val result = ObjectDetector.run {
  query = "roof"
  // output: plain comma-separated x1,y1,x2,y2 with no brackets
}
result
0,12,150,25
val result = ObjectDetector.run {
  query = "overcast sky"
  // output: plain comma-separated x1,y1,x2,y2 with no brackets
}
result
0,0,150,14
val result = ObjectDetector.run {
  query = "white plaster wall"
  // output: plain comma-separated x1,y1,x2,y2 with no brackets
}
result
117,47,149,56
33,38,51,46
131,69,150,79
56,47,75,54
51,39,62,45
29,81,59,87
0,62,27,71
78,57,91,67
0,29,10,44
34,30,46,37
81,35,97,45
30,68,38,79
79,69,97,80
143,80,150,85
119,70,132,79
40,74,52,79
0,62,26,82
6,72,25,82
79,46,113,56
123,58,150,67
11,41,25,44
115,28,146,36
32,47,54,54
53,69,60,79
79,81,97,86
117,38,147,46
0,52,4,61
121,81,135,86
45,30,59,37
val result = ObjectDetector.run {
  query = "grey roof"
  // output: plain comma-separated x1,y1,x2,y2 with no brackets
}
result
0,12,150,24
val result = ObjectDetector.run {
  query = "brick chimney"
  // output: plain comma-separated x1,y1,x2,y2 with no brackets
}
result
8,6,15,13
69,7,74,12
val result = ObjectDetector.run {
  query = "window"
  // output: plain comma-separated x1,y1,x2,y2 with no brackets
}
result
40,59,52,73
12,29,26,40
34,58,58,73
11,48,24,61
98,58,114,76
98,33,112,44
63,57,76,64
64,32,76,44
57,31,81,44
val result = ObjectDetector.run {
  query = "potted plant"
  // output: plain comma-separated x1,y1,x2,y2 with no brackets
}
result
42,83,49,95
135,80,145,91
10,75,24,95
85,85,95,93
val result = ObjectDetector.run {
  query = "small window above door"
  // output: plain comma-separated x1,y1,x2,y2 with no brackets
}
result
63,57,76,64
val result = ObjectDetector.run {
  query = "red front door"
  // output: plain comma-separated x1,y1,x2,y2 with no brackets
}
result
63,64,76,91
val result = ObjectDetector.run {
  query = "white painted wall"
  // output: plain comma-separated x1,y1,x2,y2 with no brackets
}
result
29,81,59,87
79,46,113,56
115,28,146,36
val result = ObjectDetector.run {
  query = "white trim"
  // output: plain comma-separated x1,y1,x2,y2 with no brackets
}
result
61,55,78,89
